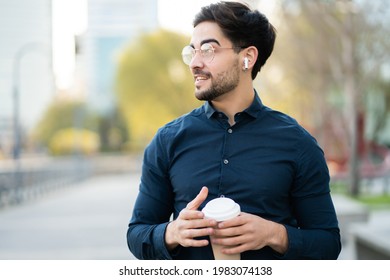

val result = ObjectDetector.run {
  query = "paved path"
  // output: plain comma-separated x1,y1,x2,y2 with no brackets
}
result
1,171,388,260
0,173,140,260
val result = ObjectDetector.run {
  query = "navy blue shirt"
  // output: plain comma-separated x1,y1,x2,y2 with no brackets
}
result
127,92,341,260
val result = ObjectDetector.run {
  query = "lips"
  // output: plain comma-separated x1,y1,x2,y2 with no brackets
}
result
194,75,209,88
195,75,208,82
194,71,210,85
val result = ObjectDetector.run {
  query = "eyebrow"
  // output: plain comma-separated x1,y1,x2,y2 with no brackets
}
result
190,38,221,48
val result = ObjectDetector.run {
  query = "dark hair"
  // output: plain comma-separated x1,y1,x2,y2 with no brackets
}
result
193,1,276,79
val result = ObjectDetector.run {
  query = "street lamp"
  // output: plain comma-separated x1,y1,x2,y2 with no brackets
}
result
12,42,52,161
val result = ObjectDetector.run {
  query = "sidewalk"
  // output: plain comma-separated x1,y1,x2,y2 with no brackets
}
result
1,172,388,260
0,173,140,260
333,194,390,259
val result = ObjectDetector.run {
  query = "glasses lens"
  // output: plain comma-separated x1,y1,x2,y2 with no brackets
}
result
200,43,214,62
181,46,194,65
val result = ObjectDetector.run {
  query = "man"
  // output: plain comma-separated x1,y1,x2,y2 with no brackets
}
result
127,1,341,260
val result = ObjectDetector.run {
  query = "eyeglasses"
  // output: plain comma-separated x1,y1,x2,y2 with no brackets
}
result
181,43,243,65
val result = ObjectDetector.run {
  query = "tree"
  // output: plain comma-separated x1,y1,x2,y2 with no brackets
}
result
49,128,100,156
31,98,99,152
96,109,129,152
260,0,390,196
115,29,202,150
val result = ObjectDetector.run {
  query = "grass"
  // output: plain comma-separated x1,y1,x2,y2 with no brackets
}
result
330,180,390,209
355,195,390,209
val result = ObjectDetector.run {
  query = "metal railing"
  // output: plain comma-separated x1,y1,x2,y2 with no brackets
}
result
0,157,92,208
0,154,142,208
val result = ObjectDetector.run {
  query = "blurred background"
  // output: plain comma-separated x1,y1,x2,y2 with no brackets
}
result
0,0,389,260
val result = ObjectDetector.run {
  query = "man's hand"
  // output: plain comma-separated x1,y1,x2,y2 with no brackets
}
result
165,186,217,251
210,212,288,255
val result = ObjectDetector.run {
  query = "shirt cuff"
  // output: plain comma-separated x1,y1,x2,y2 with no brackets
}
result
154,222,174,260
275,225,303,259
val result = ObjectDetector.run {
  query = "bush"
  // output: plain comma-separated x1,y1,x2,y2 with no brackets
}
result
49,128,100,156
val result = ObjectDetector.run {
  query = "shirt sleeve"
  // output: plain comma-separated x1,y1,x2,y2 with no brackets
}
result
127,128,174,260
279,131,341,259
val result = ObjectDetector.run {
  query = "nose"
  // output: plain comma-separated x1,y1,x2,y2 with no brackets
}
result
189,51,204,69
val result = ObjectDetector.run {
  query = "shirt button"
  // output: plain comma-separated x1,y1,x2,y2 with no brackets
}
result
223,159,229,164
227,128,233,134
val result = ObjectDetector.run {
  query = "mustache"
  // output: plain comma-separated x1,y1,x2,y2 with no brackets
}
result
193,70,211,78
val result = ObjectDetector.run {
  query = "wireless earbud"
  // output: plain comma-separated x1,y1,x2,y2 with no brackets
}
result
244,57,249,70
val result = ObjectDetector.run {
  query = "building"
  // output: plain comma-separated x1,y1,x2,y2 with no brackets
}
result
0,0,54,156
83,0,158,114
0,117,13,158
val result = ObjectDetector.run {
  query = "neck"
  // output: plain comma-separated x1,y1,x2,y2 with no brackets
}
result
211,83,254,126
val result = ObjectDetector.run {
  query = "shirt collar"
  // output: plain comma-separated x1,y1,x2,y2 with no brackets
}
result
204,100,216,119
204,89,264,119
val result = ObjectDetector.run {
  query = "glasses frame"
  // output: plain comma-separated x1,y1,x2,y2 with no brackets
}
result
181,43,245,65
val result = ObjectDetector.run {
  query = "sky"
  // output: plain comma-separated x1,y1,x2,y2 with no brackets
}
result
52,0,88,89
158,0,220,34
52,0,276,89
53,0,217,89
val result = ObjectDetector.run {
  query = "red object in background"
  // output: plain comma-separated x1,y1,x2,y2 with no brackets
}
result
326,112,390,180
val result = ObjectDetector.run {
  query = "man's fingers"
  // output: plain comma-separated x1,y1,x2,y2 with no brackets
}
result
182,237,209,248
186,186,208,210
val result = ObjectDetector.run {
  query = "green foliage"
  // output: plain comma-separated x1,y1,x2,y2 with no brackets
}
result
48,128,100,156
31,99,99,150
115,29,201,150
96,110,129,152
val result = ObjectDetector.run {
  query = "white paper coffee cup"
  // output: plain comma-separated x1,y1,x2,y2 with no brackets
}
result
202,197,241,260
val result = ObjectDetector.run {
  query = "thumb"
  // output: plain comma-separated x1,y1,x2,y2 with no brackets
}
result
186,186,208,210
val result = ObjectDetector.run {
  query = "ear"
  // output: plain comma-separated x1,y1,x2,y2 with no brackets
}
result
241,46,258,70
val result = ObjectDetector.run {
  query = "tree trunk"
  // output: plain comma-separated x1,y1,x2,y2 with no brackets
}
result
342,1,360,196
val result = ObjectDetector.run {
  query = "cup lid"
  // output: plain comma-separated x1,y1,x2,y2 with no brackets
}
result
202,197,240,222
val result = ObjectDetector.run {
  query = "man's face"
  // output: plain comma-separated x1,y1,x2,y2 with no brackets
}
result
189,21,241,101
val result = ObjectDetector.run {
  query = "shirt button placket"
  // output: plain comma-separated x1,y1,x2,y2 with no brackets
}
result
224,128,232,165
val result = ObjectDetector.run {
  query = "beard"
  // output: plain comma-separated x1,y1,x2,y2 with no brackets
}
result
195,60,240,101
